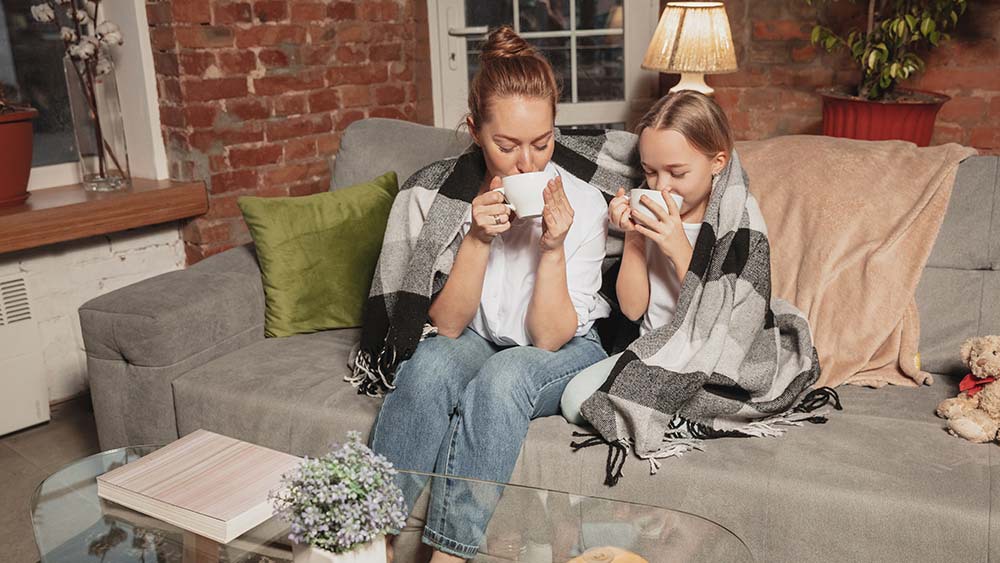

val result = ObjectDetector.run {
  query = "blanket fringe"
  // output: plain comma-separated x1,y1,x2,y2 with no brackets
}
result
638,439,704,474
571,431,629,487
792,386,843,423
345,323,441,397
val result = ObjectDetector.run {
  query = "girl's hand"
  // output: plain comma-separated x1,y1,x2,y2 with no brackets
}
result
469,176,512,245
631,189,690,260
608,187,635,232
540,175,574,254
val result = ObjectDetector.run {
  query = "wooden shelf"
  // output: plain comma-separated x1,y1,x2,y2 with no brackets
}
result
0,178,208,254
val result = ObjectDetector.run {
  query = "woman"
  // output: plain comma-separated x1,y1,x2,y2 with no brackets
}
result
353,26,633,561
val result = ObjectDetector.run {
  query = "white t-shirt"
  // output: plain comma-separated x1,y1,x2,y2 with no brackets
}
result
640,222,702,335
461,162,612,346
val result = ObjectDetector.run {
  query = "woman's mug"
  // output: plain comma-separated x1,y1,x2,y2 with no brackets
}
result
628,188,684,219
498,169,557,218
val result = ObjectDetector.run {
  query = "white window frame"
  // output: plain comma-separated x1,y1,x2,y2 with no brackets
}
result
23,0,169,191
427,0,661,130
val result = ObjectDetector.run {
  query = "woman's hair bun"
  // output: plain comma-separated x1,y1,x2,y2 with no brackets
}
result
480,25,538,62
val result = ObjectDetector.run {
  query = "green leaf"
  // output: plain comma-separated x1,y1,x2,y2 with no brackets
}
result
890,62,901,78
950,10,958,26
811,25,822,45
825,35,838,50
920,18,935,37
867,50,879,69
905,14,918,31
930,30,940,46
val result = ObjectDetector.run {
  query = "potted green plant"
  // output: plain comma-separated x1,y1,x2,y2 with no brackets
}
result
807,0,967,146
270,432,406,563
0,84,38,207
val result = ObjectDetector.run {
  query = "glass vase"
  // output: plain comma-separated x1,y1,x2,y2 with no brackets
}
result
63,55,131,191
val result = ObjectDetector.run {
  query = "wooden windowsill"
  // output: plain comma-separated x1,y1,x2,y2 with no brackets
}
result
0,178,208,254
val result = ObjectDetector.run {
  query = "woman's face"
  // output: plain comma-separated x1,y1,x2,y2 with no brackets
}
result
469,96,555,181
638,128,726,219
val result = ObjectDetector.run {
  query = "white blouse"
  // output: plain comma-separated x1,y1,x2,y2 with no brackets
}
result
640,222,702,335
461,162,611,347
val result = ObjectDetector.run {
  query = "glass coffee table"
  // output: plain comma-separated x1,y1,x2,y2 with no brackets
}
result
31,446,752,562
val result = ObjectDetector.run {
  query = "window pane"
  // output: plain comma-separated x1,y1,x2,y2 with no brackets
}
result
577,35,624,102
465,1,512,28
467,36,571,103
519,0,570,33
1,3,77,167
576,0,624,30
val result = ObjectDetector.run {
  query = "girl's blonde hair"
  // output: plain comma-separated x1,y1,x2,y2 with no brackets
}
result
635,91,734,158
467,26,560,127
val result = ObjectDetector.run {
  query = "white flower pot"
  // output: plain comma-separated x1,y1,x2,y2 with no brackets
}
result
292,538,387,563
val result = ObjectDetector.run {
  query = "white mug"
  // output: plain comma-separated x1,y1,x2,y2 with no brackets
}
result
498,169,557,218
629,189,684,219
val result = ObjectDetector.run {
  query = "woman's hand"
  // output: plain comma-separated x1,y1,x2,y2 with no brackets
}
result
608,187,636,232
540,175,574,254
468,176,512,245
631,189,691,261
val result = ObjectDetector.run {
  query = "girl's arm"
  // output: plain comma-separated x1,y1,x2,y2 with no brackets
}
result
428,234,491,338
617,230,650,321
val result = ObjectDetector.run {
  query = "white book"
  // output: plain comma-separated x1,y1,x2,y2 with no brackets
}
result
97,429,301,544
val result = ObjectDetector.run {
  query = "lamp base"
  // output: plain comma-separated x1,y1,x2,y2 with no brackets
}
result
668,73,714,96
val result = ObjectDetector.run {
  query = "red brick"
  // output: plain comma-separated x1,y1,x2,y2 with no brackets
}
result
285,137,318,160
184,103,220,127
213,2,253,24
175,26,235,49
752,20,810,41
152,52,180,76
309,90,340,112
790,43,817,63
218,51,258,75
254,1,288,23
359,1,399,22
917,69,1000,92
990,97,1000,118
266,114,333,141
336,45,367,64
291,3,326,22
302,45,337,66
335,22,369,43
253,70,325,95
335,109,366,129
328,1,356,19
256,184,291,198
172,0,212,23
209,154,229,172
338,85,371,108
236,25,306,47
149,27,176,50
181,219,231,245
768,66,835,88
179,51,216,76
212,169,260,194
315,133,341,155
189,123,264,150
272,93,309,116
146,3,173,26
370,43,402,62
183,77,248,101
930,122,966,145
327,65,388,86
938,97,987,124
389,61,411,81
229,144,284,168
185,242,231,265
262,160,330,184
226,98,270,120
159,77,183,103
308,23,339,43
706,66,770,88
369,23,409,43
159,105,185,127
970,126,1000,150
288,177,330,196
374,84,405,105
748,42,790,65
369,106,406,120
259,48,293,68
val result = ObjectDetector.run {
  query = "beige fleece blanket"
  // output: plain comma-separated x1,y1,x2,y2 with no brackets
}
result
737,136,976,388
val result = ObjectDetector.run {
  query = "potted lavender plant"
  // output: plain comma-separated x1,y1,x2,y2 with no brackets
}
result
30,0,130,191
0,85,38,207
271,432,406,563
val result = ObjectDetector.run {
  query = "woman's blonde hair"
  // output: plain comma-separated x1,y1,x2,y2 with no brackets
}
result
635,91,734,158
467,26,560,127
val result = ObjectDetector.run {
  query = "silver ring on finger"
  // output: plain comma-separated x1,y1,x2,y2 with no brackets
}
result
493,214,502,225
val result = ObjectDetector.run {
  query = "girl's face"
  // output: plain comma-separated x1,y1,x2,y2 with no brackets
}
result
638,128,727,221
468,96,555,184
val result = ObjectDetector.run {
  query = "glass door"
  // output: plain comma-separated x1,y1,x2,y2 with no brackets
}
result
429,0,660,130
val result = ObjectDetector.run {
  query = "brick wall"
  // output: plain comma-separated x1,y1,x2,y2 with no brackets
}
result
145,0,433,263
699,0,999,154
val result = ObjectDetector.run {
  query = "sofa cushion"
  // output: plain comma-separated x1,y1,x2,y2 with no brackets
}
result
172,327,994,562
926,156,999,271
331,118,472,190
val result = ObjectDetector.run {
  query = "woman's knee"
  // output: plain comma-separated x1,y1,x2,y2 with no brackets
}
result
391,339,471,401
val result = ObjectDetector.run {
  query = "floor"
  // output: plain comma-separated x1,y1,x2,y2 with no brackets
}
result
0,396,100,563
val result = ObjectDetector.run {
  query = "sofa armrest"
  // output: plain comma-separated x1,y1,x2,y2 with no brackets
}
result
80,245,265,449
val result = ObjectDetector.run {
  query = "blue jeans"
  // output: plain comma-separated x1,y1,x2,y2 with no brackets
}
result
369,327,607,559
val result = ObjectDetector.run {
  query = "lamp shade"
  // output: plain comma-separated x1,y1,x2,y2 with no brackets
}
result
642,2,738,75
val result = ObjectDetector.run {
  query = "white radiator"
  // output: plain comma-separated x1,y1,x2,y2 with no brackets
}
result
0,274,49,435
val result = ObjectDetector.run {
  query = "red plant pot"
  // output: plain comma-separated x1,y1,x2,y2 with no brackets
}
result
0,107,38,208
820,87,949,147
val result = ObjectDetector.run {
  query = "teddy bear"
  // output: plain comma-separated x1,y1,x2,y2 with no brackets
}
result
936,335,1000,443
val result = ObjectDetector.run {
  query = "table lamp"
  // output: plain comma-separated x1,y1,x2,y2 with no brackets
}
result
641,2,738,96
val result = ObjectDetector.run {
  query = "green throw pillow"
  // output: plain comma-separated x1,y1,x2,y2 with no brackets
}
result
238,171,398,337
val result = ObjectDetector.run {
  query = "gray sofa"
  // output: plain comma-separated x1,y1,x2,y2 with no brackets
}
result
80,118,1000,562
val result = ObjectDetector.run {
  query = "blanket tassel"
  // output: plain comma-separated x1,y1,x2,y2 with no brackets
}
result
793,387,843,424
571,431,628,487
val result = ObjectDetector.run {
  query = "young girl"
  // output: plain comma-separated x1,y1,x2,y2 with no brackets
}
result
561,91,733,424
